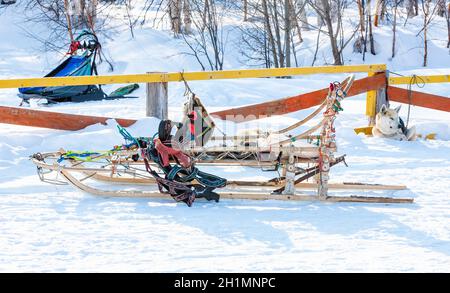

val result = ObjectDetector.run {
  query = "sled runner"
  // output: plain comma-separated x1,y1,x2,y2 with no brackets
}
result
18,31,139,105
30,75,414,205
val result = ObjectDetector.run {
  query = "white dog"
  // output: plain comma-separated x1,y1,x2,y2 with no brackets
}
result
372,105,416,141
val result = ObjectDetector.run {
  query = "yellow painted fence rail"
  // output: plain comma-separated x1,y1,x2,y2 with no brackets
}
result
1,64,448,124
0,64,387,89
389,74,450,85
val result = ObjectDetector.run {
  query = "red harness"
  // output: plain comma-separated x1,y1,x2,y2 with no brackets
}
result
67,41,81,55
154,138,191,168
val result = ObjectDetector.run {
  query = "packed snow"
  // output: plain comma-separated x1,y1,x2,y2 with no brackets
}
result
0,3,449,272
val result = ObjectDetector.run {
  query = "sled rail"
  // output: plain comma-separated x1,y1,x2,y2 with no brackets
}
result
59,170,413,204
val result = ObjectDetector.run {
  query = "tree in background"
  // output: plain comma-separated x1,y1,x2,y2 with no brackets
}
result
66,0,98,30
373,0,386,27
419,0,437,67
309,0,360,65
5,0,449,69
238,0,310,68
179,0,227,70
391,0,402,58
437,0,446,16
168,0,182,35
354,0,365,53
446,2,450,48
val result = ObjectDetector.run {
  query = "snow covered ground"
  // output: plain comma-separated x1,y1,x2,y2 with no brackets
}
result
0,3,449,272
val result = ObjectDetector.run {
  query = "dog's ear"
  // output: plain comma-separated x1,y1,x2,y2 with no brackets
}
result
394,105,402,113
380,104,387,114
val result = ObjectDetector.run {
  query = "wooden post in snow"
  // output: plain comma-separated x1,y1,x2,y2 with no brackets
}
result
375,71,389,115
366,71,387,125
146,73,168,120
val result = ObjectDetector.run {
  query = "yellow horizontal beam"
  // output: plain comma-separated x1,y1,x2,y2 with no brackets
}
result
0,64,386,89
389,74,450,85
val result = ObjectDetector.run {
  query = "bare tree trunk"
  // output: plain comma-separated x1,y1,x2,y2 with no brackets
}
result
437,0,446,17
374,0,384,26
89,0,97,24
368,0,376,55
262,0,279,68
203,0,209,24
392,1,398,58
79,0,89,29
380,0,387,21
322,0,341,64
183,0,191,34
169,0,182,35
406,0,415,18
70,0,89,29
64,0,74,42
447,3,450,48
273,0,285,67
311,23,322,65
330,0,338,22
290,0,303,43
354,0,365,53
284,0,291,67
298,0,310,30
86,0,98,34
423,0,430,67
316,0,324,27
357,0,365,33
125,0,135,38
310,0,342,64
243,0,248,21
291,31,299,66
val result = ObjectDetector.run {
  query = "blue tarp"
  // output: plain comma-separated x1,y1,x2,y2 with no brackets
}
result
19,55,92,94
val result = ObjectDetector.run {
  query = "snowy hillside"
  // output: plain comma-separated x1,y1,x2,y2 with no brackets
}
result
0,1,449,272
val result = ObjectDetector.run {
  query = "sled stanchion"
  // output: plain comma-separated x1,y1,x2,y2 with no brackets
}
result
282,155,296,195
146,72,168,120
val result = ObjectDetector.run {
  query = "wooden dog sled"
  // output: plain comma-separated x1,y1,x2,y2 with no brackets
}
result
30,75,413,205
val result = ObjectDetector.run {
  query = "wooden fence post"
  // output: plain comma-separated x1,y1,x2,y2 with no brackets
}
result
375,71,389,113
146,72,168,120
366,71,387,125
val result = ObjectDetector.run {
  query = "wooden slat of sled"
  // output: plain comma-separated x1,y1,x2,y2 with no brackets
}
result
211,73,387,122
60,169,413,203
387,86,450,112
0,106,137,130
86,172,407,191
32,155,407,192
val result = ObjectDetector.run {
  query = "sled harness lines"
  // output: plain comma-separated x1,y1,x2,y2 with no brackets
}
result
118,124,226,207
